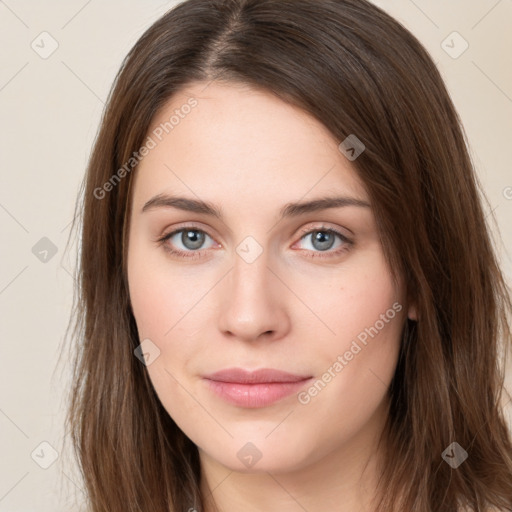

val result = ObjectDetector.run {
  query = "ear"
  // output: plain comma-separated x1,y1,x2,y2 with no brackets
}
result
407,302,418,321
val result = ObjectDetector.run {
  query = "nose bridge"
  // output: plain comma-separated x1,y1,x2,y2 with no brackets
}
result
217,239,288,340
230,243,273,310
234,246,269,289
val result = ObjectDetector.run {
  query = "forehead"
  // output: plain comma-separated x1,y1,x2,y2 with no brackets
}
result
132,81,368,210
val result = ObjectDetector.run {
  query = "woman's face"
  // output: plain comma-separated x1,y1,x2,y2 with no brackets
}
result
127,81,413,474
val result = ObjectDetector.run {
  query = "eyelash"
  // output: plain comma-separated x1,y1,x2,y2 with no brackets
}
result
155,225,353,260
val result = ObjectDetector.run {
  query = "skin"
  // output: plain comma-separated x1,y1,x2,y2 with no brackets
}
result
127,81,416,512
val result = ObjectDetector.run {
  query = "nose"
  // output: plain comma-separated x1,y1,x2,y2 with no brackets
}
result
217,249,291,343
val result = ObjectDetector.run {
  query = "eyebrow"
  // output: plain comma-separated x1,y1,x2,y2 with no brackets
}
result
141,193,371,220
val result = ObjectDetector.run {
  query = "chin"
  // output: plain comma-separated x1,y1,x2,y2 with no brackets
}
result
201,437,317,474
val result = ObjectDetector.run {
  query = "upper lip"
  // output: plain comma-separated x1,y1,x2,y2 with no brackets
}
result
203,368,312,384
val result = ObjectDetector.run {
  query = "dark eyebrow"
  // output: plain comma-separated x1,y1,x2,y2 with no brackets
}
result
141,194,371,219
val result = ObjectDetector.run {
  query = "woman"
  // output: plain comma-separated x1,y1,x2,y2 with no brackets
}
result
66,0,512,510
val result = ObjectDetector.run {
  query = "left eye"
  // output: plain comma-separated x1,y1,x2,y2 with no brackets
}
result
295,229,348,252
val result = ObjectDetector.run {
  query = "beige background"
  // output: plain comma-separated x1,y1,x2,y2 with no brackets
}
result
0,1,511,510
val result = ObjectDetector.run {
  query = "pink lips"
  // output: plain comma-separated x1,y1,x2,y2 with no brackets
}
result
203,368,313,408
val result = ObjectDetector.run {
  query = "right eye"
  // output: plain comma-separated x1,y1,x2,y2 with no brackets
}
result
157,226,218,258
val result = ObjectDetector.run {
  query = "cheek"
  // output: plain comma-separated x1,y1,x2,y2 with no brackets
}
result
127,238,217,404
292,249,404,416
127,235,208,341
127,246,203,422
289,245,403,358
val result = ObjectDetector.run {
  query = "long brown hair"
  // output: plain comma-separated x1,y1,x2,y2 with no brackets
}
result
65,0,512,510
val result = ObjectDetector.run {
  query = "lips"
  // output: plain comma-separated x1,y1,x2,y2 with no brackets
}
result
202,368,313,408
203,367,312,384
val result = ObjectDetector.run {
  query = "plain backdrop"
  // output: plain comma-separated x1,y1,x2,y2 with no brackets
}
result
0,1,511,510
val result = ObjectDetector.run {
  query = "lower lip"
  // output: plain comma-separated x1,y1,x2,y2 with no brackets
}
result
204,378,312,408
